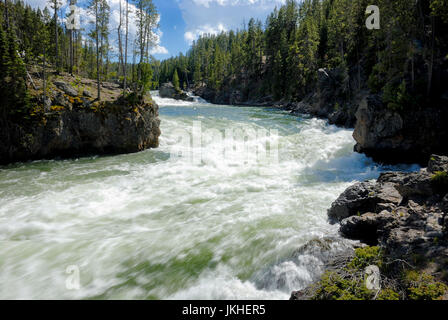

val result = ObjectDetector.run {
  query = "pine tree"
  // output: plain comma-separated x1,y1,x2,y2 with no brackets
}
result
4,28,29,116
172,68,180,89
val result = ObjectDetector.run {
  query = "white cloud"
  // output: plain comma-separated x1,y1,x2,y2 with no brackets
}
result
25,0,168,57
151,45,169,54
179,0,286,44
191,0,284,8
184,23,227,44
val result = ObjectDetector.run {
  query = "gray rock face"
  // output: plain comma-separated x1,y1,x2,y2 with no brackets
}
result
428,154,448,173
328,155,448,259
328,181,402,222
0,100,161,164
159,82,194,102
353,96,448,164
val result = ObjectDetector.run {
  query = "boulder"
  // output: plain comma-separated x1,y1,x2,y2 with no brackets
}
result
53,81,78,97
340,211,399,245
327,155,448,263
83,89,93,98
159,82,194,102
428,154,448,173
378,170,433,198
328,181,402,222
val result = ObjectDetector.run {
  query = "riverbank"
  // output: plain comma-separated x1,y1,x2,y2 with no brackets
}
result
0,72,161,165
192,64,448,166
291,155,448,300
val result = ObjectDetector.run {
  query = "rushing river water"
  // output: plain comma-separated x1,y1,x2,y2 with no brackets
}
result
0,92,419,299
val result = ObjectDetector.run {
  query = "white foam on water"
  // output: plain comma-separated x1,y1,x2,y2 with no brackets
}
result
0,92,420,299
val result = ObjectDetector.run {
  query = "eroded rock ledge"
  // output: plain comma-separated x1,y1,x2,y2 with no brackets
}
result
0,77,161,164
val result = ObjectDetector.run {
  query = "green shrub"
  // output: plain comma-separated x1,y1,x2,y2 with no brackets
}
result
312,271,373,300
347,246,383,270
403,270,448,300
377,288,400,300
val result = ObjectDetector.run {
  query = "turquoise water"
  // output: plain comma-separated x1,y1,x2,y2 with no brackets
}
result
0,92,419,299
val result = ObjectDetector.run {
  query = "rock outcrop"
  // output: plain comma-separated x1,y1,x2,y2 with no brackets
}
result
159,82,194,102
353,97,448,165
0,77,161,164
291,155,448,300
328,155,448,259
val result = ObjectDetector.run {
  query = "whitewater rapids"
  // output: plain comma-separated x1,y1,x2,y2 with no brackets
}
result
0,92,418,299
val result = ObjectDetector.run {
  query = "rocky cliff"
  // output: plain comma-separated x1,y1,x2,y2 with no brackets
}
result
0,75,161,164
353,97,448,165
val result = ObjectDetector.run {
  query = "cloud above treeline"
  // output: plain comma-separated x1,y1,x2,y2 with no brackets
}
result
179,0,286,44
25,0,168,56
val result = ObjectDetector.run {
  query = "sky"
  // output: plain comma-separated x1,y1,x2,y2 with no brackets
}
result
26,0,286,61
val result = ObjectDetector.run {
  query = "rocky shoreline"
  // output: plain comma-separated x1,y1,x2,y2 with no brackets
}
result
291,155,448,300
192,67,448,166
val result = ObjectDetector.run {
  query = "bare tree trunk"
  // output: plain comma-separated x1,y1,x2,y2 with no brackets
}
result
43,44,47,98
123,0,128,93
54,1,59,73
95,2,100,100
138,2,144,86
118,0,124,80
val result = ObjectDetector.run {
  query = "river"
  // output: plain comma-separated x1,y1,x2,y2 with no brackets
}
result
0,92,419,299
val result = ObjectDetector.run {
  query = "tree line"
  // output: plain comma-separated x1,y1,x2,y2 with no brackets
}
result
157,0,448,109
0,0,160,119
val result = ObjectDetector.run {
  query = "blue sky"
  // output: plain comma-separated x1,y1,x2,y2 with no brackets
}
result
26,0,286,61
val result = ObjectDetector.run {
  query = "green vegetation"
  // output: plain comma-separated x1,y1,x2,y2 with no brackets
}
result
403,270,448,300
172,69,180,90
311,246,385,300
310,246,448,300
0,0,158,130
156,0,448,108
312,271,373,300
347,246,383,270
0,22,30,121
